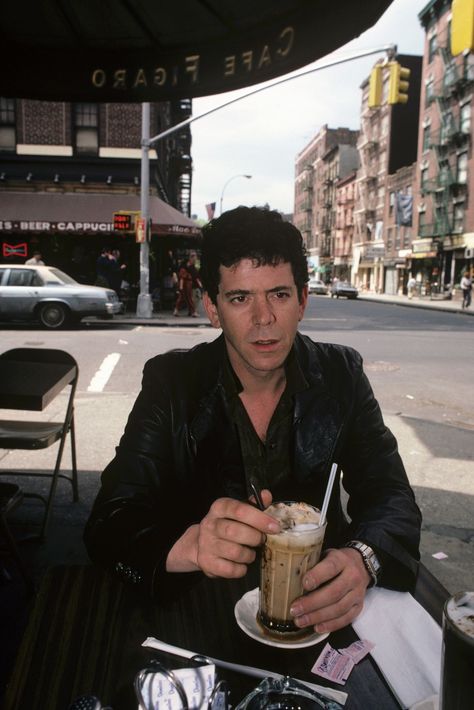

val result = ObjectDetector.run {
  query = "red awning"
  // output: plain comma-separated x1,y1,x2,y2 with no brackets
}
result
0,191,201,237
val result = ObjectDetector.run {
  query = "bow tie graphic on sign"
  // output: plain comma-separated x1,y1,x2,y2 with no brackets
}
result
2,242,28,258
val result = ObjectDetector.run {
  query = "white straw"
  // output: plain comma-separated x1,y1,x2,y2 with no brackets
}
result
319,462,338,527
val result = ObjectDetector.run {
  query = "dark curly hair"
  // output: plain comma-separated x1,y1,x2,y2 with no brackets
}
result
200,206,308,304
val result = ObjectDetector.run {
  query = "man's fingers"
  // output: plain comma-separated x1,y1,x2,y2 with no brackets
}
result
209,496,279,534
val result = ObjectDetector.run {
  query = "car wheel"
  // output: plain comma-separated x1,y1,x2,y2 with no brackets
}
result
38,302,69,329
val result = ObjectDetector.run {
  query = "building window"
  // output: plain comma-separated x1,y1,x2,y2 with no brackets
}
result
453,203,464,233
460,103,471,135
425,79,434,107
420,167,428,191
74,103,99,154
0,97,16,152
389,191,395,215
423,125,431,151
457,152,468,184
428,35,438,63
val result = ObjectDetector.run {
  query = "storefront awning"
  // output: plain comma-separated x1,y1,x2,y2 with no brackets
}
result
0,191,201,237
0,1,393,102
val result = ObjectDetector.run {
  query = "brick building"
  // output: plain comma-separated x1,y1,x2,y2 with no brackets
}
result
294,125,358,278
0,99,196,287
415,0,474,292
334,171,357,281
353,54,422,292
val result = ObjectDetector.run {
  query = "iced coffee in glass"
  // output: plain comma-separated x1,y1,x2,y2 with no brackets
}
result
258,501,326,638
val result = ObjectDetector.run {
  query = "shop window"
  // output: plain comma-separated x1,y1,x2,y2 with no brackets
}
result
457,152,468,184
74,103,99,155
0,97,16,152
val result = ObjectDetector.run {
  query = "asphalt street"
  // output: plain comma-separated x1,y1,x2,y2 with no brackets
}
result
1,295,473,597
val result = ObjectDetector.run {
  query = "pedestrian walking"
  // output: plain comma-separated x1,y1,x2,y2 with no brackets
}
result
461,271,472,309
173,252,202,317
407,276,416,300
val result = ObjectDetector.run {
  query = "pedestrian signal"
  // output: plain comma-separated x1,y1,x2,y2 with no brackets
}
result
113,212,133,231
368,65,383,108
451,0,474,55
387,62,410,105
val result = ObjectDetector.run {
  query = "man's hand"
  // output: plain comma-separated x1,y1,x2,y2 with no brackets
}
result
166,490,277,577
289,547,371,634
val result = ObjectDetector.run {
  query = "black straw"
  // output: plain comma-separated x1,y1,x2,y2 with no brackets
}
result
250,480,265,511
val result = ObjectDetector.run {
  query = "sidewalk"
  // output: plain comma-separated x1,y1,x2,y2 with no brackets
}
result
104,292,474,327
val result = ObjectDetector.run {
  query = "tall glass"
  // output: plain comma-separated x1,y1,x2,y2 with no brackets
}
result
258,501,326,638
440,591,474,709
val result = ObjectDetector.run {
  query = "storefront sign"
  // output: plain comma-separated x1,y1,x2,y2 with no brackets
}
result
2,242,27,257
0,220,114,233
135,218,146,243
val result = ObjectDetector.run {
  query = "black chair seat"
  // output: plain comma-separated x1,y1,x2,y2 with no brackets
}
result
0,421,64,449
0,348,79,540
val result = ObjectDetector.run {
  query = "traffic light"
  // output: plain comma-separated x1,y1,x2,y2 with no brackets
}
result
387,61,410,105
368,65,383,108
113,212,133,232
451,0,474,55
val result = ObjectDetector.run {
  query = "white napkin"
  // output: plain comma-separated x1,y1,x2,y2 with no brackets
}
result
352,587,442,709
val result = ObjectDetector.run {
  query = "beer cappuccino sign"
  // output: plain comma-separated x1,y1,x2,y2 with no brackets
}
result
0,220,114,234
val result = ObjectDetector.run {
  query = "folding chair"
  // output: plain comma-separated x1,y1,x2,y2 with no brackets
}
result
0,348,79,540
0,481,33,591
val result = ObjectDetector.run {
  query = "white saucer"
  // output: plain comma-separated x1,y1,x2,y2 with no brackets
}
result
234,588,329,649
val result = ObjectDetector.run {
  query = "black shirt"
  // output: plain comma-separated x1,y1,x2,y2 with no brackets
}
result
221,348,308,498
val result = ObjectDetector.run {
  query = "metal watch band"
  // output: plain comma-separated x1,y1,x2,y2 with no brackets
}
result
345,540,381,587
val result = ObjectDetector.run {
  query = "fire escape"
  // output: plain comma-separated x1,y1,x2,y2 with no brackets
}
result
421,36,473,239
299,165,314,248
355,117,379,243
320,177,335,259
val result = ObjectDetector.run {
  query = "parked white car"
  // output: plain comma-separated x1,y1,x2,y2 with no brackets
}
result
0,264,122,328
308,278,328,295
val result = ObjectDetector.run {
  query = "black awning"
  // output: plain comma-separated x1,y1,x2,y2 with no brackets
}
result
0,1,393,102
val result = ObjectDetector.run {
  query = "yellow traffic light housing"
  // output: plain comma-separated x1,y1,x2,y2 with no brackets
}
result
387,61,410,105
368,65,383,108
451,0,474,55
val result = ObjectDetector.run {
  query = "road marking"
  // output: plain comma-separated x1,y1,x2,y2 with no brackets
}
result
87,353,121,393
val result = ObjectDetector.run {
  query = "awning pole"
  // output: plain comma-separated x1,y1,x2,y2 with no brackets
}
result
137,102,152,318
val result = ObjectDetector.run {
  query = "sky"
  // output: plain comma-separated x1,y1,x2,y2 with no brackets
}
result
189,0,429,222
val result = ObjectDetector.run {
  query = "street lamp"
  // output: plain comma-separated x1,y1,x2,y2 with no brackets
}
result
219,174,252,215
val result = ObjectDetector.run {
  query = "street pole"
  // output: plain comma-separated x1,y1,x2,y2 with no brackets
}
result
135,44,393,318
219,174,252,215
136,102,152,318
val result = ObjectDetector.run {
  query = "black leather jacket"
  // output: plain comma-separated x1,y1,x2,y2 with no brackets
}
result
84,333,421,596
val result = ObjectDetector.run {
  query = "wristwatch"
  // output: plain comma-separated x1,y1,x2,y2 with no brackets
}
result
345,540,382,587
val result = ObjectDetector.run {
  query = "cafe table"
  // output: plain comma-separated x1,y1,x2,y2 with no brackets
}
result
4,562,448,710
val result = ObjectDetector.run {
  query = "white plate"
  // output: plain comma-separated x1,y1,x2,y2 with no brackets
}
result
234,588,329,649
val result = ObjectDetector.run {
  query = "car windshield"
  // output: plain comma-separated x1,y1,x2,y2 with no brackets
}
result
45,268,79,285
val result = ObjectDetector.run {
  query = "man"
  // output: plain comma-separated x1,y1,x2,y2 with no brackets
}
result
84,206,421,635
25,251,44,265
461,270,472,309
173,251,202,317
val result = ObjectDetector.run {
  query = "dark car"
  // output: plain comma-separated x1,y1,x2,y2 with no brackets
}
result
330,281,358,299
0,264,122,328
